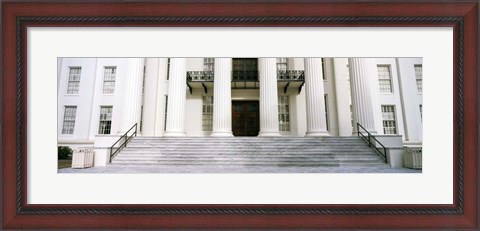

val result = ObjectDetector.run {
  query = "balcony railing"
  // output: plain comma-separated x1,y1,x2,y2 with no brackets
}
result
187,71,214,81
277,70,305,81
232,70,259,82
186,70,305,82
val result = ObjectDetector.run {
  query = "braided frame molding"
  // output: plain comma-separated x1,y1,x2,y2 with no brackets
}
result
16,16,464,215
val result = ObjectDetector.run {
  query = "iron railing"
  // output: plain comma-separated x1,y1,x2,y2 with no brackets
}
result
232,70,259,81
277,70,305,81
185,70,306,82
357,123,388,163
109,123,137,163
187,71,214,81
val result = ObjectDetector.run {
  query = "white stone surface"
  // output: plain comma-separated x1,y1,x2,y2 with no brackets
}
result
348,58,382,134
258,58,281,137
164,58,187,137
57,58,423,148
211,58,233,137
93,135,122,166
120,58,145,132
304,58,329,137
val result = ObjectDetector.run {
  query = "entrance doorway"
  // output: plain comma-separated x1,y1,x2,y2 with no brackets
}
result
232,101,260,136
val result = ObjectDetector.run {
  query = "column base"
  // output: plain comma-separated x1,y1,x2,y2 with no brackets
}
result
305,131,331,137
210,131,234,137
163,131,187,137
258,131,281,137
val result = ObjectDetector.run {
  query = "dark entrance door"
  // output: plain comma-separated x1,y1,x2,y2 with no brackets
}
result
232,101,260,136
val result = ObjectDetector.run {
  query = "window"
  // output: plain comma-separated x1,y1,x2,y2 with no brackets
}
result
377,65,393,93
381,105,397,134
419,104,423,121
62,106,77,134
324,94,329,131
102,67,117,94
276,58,287,71
202,96,213,131
415,64,423,93
278,96,290,131
98,106,113,134
67,67,81,94
204,58,215,72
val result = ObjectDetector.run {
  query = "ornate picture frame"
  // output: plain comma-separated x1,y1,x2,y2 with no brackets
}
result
2,1,478,229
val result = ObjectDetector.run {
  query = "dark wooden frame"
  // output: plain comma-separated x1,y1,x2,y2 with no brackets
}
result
2,1,478,229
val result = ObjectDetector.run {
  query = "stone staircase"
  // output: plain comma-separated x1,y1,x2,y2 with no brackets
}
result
109,137,387,167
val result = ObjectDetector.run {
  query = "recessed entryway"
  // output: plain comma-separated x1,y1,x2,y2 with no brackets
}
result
232,101,260,136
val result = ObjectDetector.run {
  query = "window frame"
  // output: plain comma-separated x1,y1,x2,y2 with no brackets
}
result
61,105,77,135
203,58,215,72
98,106,113,135
66,66,82,95
202,96,214,132
278,95,290,132
276,58,288,71
102,66,117,94
414,64,423,94
381,105,397,135
377,65,394,94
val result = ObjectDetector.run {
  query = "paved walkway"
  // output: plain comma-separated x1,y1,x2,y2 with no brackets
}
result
59,165,421,173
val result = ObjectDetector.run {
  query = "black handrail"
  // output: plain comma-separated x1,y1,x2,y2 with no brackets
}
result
109,123,137,163
356,123,388,163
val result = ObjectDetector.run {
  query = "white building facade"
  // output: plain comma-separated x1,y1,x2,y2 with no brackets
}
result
58,58,423,148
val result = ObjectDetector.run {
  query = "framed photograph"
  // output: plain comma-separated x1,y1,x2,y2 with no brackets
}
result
2,1,478,229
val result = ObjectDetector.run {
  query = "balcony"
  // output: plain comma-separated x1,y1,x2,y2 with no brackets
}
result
185,70,305,94
186,71,214,94
277,70,305,94
276,70,305,81
187,71,214,82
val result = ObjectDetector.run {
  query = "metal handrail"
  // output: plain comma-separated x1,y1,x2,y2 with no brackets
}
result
109,123,137,163
356,123,388,163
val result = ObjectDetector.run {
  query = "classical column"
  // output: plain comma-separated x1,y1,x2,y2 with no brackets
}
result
304,58,330,137
332,58,353,136
120,58,145,133
155,58,169,136
258,58,281,137
141,58,159,136
211,58,233,137
164,58,187,137
348,58,380,134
